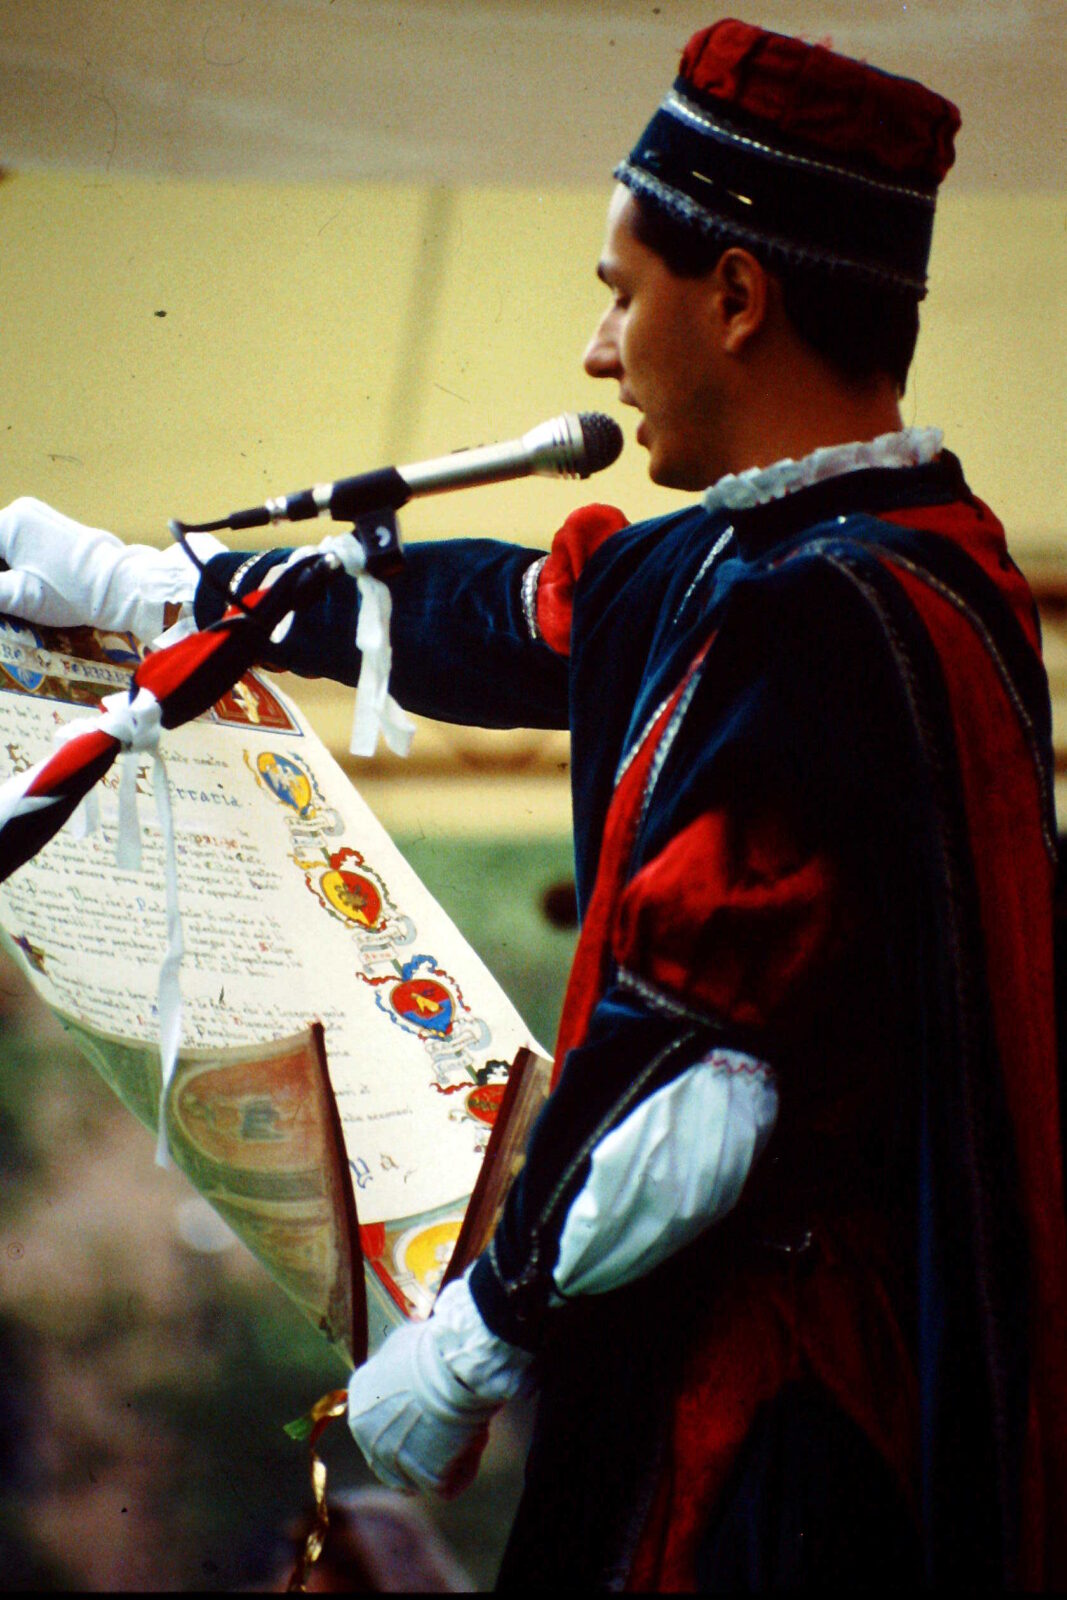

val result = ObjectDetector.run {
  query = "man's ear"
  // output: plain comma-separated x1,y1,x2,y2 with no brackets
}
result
711,248,769,354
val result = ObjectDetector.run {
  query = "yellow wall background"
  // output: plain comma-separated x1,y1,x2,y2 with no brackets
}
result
3,172,1064,548
1,170,1065,827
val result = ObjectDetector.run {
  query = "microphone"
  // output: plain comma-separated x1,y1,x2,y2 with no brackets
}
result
172,412,624,535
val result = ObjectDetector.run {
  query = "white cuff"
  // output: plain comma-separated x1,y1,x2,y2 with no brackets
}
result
430,1272,534,1404
553,1048,778,1297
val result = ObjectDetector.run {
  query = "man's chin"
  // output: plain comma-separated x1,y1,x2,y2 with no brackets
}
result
640,426,714,492
647,451,709,493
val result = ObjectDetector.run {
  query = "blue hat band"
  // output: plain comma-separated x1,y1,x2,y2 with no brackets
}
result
618,85,938,293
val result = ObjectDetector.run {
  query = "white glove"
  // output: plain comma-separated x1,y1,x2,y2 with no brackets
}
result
347,1273,533,1497
0,497,224,642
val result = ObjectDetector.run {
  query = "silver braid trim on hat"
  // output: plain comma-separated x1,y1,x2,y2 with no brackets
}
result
614,161,929,293
664,87,937,207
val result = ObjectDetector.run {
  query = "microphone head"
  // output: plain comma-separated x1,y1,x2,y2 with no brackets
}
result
576,412,624,477
518,412,626,480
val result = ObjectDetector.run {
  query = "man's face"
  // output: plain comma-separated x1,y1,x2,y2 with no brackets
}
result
584,185,728,491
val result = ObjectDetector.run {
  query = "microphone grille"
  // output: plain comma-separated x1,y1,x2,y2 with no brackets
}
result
576,412,624,477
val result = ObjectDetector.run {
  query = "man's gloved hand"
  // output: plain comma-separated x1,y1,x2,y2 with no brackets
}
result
0,497,224,641
347,1272,533,1497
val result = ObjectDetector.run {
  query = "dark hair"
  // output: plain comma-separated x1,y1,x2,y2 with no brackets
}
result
629,194,920,393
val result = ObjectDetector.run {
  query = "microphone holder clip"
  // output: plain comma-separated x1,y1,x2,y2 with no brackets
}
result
349,508,404,581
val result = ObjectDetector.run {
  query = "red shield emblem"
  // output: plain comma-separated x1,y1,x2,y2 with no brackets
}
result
390,977,454,1034
465,1082,506,1126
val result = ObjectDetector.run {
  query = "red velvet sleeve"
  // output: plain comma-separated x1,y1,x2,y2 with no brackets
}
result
535,503,630,656
612,804,850,1035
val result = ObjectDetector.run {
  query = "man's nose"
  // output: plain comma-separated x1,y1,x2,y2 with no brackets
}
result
583,310,622,380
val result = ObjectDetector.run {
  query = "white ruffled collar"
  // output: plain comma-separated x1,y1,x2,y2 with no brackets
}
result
700,426,943,517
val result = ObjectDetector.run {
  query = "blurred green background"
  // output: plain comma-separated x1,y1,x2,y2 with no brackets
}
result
0,834,577,1592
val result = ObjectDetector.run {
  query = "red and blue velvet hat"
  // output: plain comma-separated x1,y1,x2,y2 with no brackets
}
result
616,19,961,296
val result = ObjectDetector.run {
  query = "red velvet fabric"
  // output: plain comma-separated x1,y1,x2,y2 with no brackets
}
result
679,19,960,183
628,1215,918,1591
551,656,705,1084
535,503,629,658
613,808,844,1033
885,557,1067,1589
880,495,1041,654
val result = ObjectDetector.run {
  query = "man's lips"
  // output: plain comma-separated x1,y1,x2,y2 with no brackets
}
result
618,390,648,446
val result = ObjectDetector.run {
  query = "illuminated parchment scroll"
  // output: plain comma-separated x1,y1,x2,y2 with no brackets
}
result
0,616,549,1357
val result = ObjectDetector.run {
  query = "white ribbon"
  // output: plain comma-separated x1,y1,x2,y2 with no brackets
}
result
65,785,100,841
53,688,183,1167
266,531,415,759
352,569,415,758
54,688,162,868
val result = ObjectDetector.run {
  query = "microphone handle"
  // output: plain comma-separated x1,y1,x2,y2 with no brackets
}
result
327,440,533,522
229,467,413,531
228,441,529,530
397,439,536,498
175,412,598,535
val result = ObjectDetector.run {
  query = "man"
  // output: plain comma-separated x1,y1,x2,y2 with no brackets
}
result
2,19,1065,1591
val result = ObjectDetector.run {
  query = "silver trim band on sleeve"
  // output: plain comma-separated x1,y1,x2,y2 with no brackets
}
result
521,555,548,642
